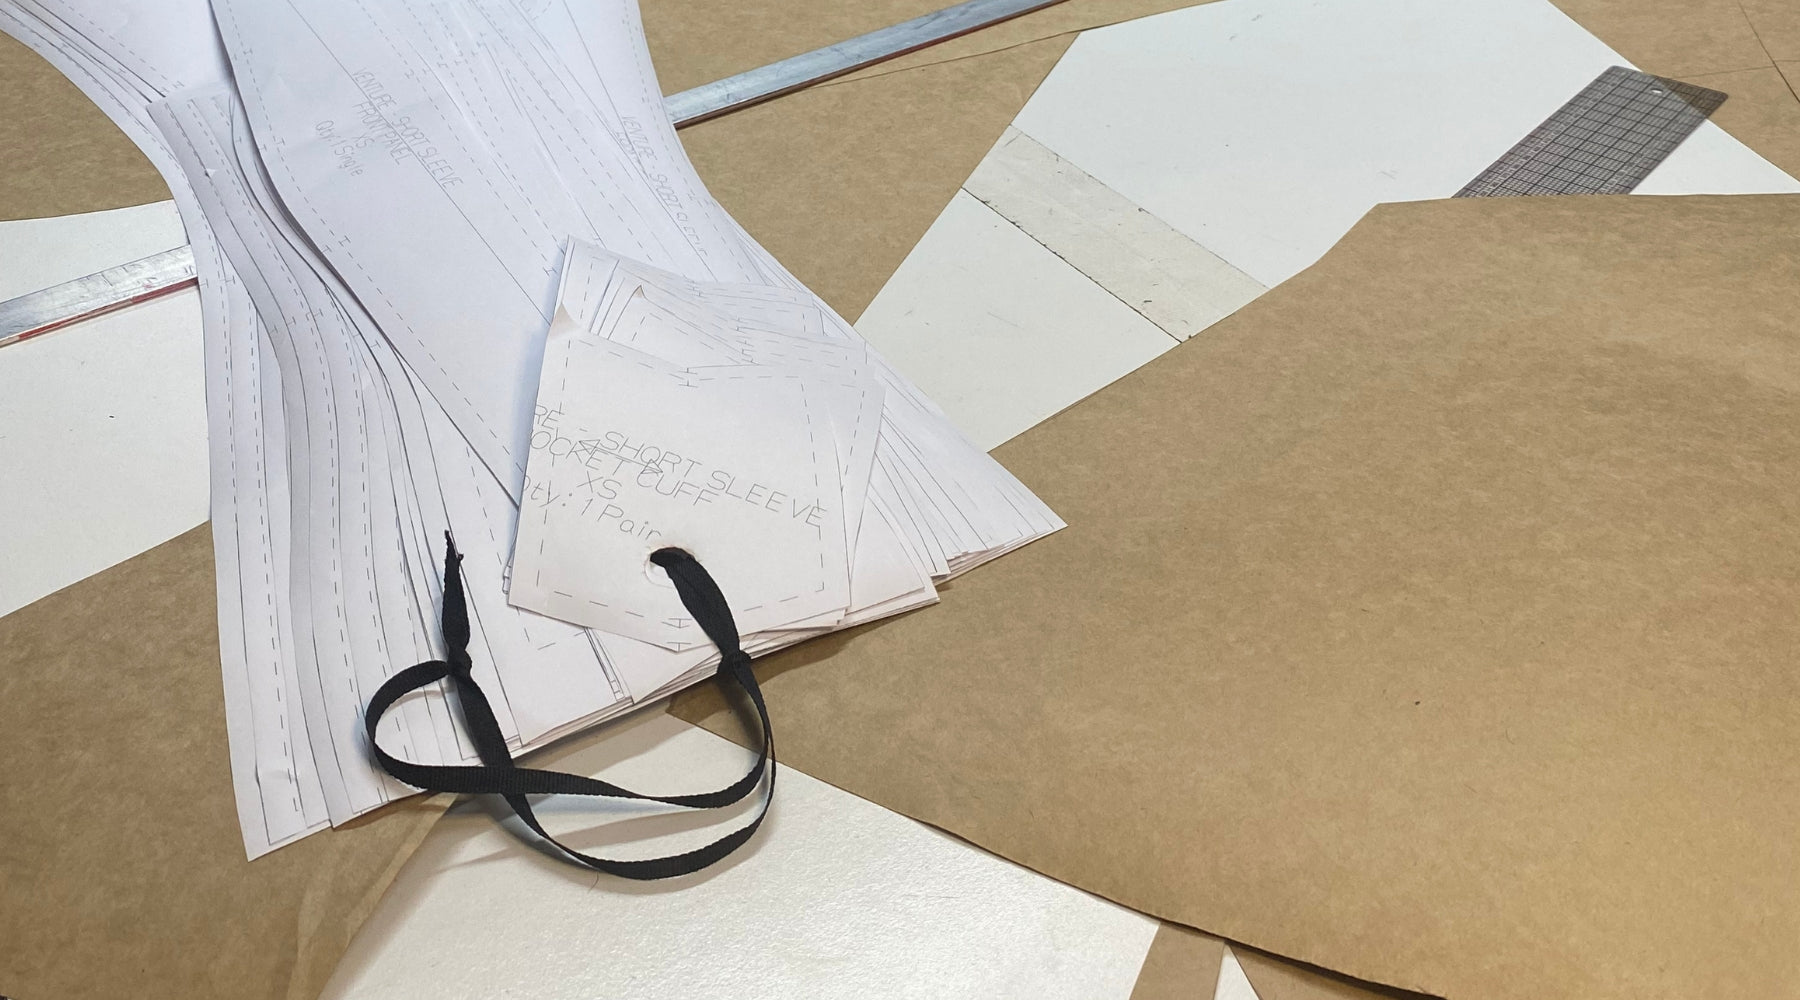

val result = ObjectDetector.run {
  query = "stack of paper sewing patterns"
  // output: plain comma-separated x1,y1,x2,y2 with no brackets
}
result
0,0,1059,857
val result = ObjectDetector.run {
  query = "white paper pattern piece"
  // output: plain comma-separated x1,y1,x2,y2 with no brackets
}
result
509,240,969,665
0,0,1059,857
516,327,857,647
857,0,1800,458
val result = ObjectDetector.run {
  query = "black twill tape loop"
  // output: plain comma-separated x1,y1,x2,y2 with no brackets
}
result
650,547,743,654
363,534,774,879
439,540,472,674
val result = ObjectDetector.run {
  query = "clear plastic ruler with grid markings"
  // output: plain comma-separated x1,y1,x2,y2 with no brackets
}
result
1458,66,1727,198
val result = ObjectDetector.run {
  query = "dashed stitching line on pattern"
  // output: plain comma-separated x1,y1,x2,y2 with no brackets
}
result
485,27,655,262
469,7,609,253
187,94,373,804
579,343,834,621
217,114,369,715
209,232,306,827
165,79,363,808
54,3,175,93
427,26,562,255
350,350,428,760
166,101,308,826
387,0,556,275
591,0,758,276
471,0,669,260
235,0,522,476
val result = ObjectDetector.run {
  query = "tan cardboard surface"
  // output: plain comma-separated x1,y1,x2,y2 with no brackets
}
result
5,3,1800,999
0,525,445,1000
662,0,1206,318
1129,925,1228,1000
1554,0,1800,178
0,30,167,221
0,7,1139,998
677,34,1074,319
0,39,448,991
674,192,1800,999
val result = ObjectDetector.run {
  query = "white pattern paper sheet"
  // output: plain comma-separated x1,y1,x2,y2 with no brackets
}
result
515,332,859,648
1,0,1061,856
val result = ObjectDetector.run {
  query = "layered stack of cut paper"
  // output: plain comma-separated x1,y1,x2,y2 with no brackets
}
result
0,0,1059,857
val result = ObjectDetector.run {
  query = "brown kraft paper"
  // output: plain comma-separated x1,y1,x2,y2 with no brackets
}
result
672,193,1800,1000
0,525,446,1000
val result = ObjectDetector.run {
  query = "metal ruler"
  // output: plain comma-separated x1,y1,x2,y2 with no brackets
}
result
1458,66,1726,198
0,0,1066,349
0,246,196,347
666,0,1065,126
